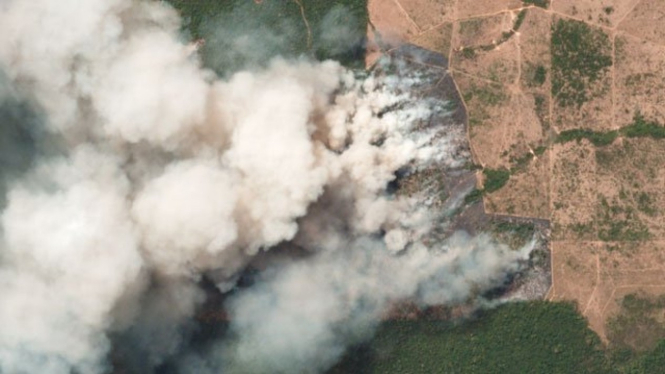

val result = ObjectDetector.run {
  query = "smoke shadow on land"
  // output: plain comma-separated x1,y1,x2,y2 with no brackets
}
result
326,343,375,374
0,71,50,207
110,275,232,374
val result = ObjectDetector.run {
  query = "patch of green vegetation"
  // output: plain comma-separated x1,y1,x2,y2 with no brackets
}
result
551,19,612,107
491,220,536,249
596,195,652,242
636,192,656,216
509,152,534,173
459,10,526,57
463,162,483,171
464,188,484,204
619,188,629,200
304,1,369,64
465,84,508,106
533,65,547,86
624,73,656,87
166,0,368,74
498,31,516,45
165,0,233,38
629,340,665,373
556,128,618,146
459,18,484,35
330,301,609,374
329,299,665,374
513,9,528,31
598,220,651,242
525,63,548,88
483,168,511,193
523,0,549,8
463,168,511,205
468,116,484,127
608,294,665,353
557,114,665,151
595,147,616,168
534,145,547,156
533,94,550,132
622,113,665,139
461,47,477,59
604,6,615,15
479,44,497,52
570,222,594,238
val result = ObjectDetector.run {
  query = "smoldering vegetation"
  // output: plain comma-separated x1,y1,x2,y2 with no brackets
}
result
0,1,540,374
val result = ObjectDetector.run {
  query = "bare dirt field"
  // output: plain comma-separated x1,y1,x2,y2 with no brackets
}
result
618,0,665,45
550,140,598,240
453,12,514,51
454,74,510,168
484,149,549,218
397,0,456,30
456,0,522,19
453,33,520,85
549,242,601,318
366,0,419,65
368,0,665,344
550,241,665,342
411,23,453,56
552,0,642,28
596,138,665,235
614,33,665,126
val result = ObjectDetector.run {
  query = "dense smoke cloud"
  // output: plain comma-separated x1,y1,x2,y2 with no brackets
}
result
0,1,534,373
217,234,532,374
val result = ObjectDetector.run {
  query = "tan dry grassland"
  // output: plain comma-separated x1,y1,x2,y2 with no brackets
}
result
368,0,665,345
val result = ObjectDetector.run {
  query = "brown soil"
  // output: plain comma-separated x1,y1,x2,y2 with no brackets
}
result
551,242,665,342
550,140,598,240
549,15,614,132
368,0,665,342
453,12,514,49
614,33,665,126
618,0,665,45
366,0,420,67
411,23,454,57
553,0,642,28
456,0,522,19
595,138,665,239
484,148,550,218
398,0,456,30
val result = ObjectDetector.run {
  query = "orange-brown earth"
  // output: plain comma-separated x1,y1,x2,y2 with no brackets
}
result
368,0,665,345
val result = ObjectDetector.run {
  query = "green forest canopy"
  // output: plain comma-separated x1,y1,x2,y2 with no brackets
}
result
330,301,665,374
165,0,368,73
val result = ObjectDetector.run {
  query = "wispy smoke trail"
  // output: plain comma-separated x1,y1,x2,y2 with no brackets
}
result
0,1,533,373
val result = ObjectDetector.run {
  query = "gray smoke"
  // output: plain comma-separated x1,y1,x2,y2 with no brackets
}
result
218,234,531,374
0,1,534,373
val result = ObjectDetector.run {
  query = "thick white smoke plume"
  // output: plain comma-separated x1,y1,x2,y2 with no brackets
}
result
0,1,534,373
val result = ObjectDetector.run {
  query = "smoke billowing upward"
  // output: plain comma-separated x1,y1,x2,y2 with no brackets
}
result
0,1,534,373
